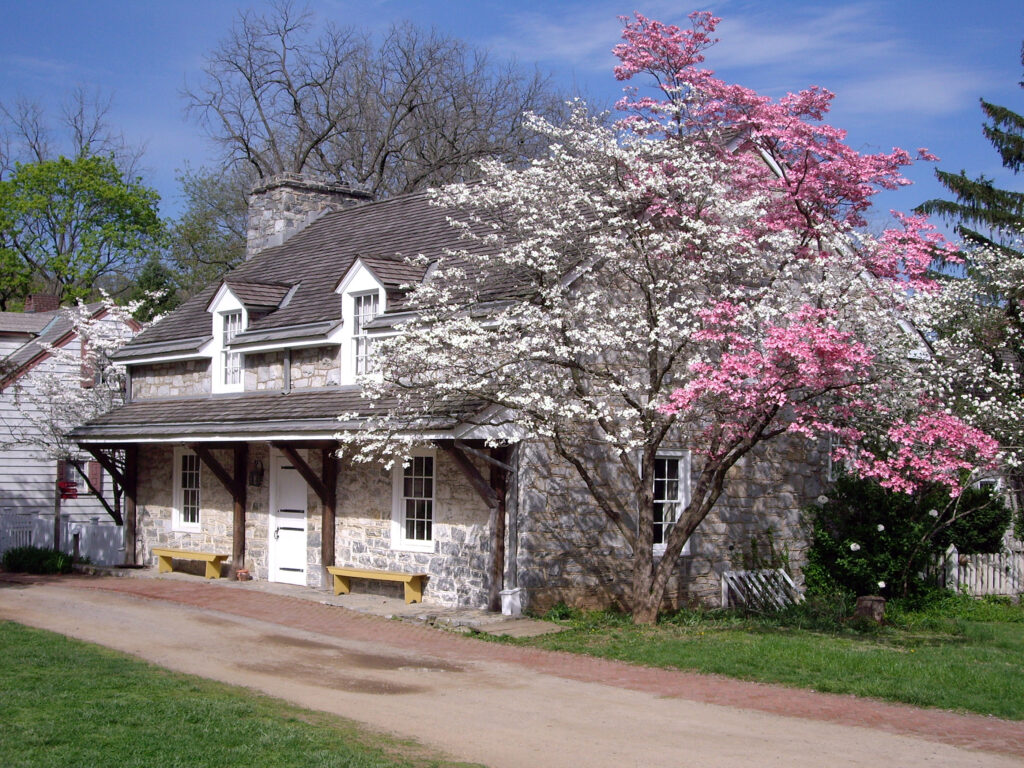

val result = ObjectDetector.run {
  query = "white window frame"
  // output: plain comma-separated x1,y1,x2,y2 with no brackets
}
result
391,450,436,553
173,447,202,533
221,310,244,388
352,291,379,376
652,450,692,557
826,434,850,483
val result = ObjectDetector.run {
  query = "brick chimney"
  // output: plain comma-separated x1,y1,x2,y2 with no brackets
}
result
24,294,60,313
245,173,372,259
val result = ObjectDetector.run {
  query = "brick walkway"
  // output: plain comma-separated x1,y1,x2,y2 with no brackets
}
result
10,573,1024,759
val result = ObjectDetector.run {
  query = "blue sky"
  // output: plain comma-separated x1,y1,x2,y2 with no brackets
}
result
1,0,1021,233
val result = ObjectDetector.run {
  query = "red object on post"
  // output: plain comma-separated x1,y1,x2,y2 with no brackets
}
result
58,480,78,500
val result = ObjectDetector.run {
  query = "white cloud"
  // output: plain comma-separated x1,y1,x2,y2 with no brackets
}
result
836,67,985,117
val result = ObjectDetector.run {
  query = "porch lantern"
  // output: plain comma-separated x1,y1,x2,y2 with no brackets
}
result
247,459,265,488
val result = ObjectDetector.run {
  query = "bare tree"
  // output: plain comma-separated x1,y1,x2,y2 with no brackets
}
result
184,1,566,198
0,86,144,175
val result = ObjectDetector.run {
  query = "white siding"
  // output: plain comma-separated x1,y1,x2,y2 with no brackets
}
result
0,335,121,536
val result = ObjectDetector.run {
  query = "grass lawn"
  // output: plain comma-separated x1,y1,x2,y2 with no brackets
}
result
505,594,1024,720
0,621,479,768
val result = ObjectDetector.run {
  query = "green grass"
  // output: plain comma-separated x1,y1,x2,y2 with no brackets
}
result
0,621,479,768
508,594,1024,720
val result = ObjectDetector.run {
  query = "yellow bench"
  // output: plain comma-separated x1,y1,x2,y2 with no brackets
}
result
326,566,427,604
152,547,228,580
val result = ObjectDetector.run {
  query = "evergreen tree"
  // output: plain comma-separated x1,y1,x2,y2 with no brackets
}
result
917,44,1023,256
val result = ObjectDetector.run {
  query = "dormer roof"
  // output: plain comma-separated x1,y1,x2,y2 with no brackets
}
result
222,280,295,311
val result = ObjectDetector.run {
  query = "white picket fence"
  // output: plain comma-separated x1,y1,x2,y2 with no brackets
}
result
0,515,34,551
938,545,1024,597
0,513,125,565
721,568,803,610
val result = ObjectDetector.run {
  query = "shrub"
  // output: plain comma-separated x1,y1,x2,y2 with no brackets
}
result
1,546,73,574
804,475,1011,598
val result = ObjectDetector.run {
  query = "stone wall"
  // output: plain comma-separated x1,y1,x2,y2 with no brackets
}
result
290,346,340,389
134,441,492,605
244,351,285,391
513,435,825,614
136,444,258,574
131,359,210,399
334,452,492,607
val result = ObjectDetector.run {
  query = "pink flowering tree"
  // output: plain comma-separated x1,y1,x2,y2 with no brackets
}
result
342,13,997,623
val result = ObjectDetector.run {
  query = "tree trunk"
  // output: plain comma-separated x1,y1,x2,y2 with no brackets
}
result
631,450,659,624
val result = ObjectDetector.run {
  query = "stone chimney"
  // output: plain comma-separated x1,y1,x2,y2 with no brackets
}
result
24,294,60,313
245,173,373,259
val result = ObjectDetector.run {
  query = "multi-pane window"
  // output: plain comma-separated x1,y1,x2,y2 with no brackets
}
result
222,311,243,385
179,453,201,528
826,435,844,482
353,293,379,375
396,454,434,544
652,452,691,555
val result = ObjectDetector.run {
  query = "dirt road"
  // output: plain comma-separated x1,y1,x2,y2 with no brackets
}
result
0,577,1020,768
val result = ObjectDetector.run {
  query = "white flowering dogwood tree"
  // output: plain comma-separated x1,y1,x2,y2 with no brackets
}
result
914,229,1024,492
341,12,998,622
1,294,141,459
1,294,144,536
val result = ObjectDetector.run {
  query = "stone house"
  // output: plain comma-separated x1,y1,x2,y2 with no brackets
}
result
70,174,826,612
0,297,132,563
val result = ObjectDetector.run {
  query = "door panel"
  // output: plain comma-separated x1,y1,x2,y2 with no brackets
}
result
269,451,308,585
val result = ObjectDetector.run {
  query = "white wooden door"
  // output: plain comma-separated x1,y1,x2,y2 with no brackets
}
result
269,450,308,585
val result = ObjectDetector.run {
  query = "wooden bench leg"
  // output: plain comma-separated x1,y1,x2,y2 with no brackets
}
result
157,554,174,574
205,559,224,579
333,573,350,596
404,576,423,604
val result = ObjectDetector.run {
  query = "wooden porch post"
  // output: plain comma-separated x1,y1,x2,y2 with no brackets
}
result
488,447,510,613
321,446,338,577
124,444,138,566
190,443,248,574
233,444,248,572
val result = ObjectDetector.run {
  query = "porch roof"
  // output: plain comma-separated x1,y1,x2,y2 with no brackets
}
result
69,387,483,443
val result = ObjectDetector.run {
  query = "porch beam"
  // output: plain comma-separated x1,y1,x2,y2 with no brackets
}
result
454,440,513,472
189,444,236,494
272,442,330,506
83,446,126,489
435,440,499,509
70,461,122,525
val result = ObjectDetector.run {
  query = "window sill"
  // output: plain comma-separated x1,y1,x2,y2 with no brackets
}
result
390,540,436,554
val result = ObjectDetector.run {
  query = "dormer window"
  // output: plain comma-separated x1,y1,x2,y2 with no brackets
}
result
222,310,244,385
353,293,379,375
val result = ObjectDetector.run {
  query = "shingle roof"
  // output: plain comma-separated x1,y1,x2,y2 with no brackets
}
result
0,304,104,383
123,191,505,351
71,387,481,441
223,280,294,309
0,311,58,335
